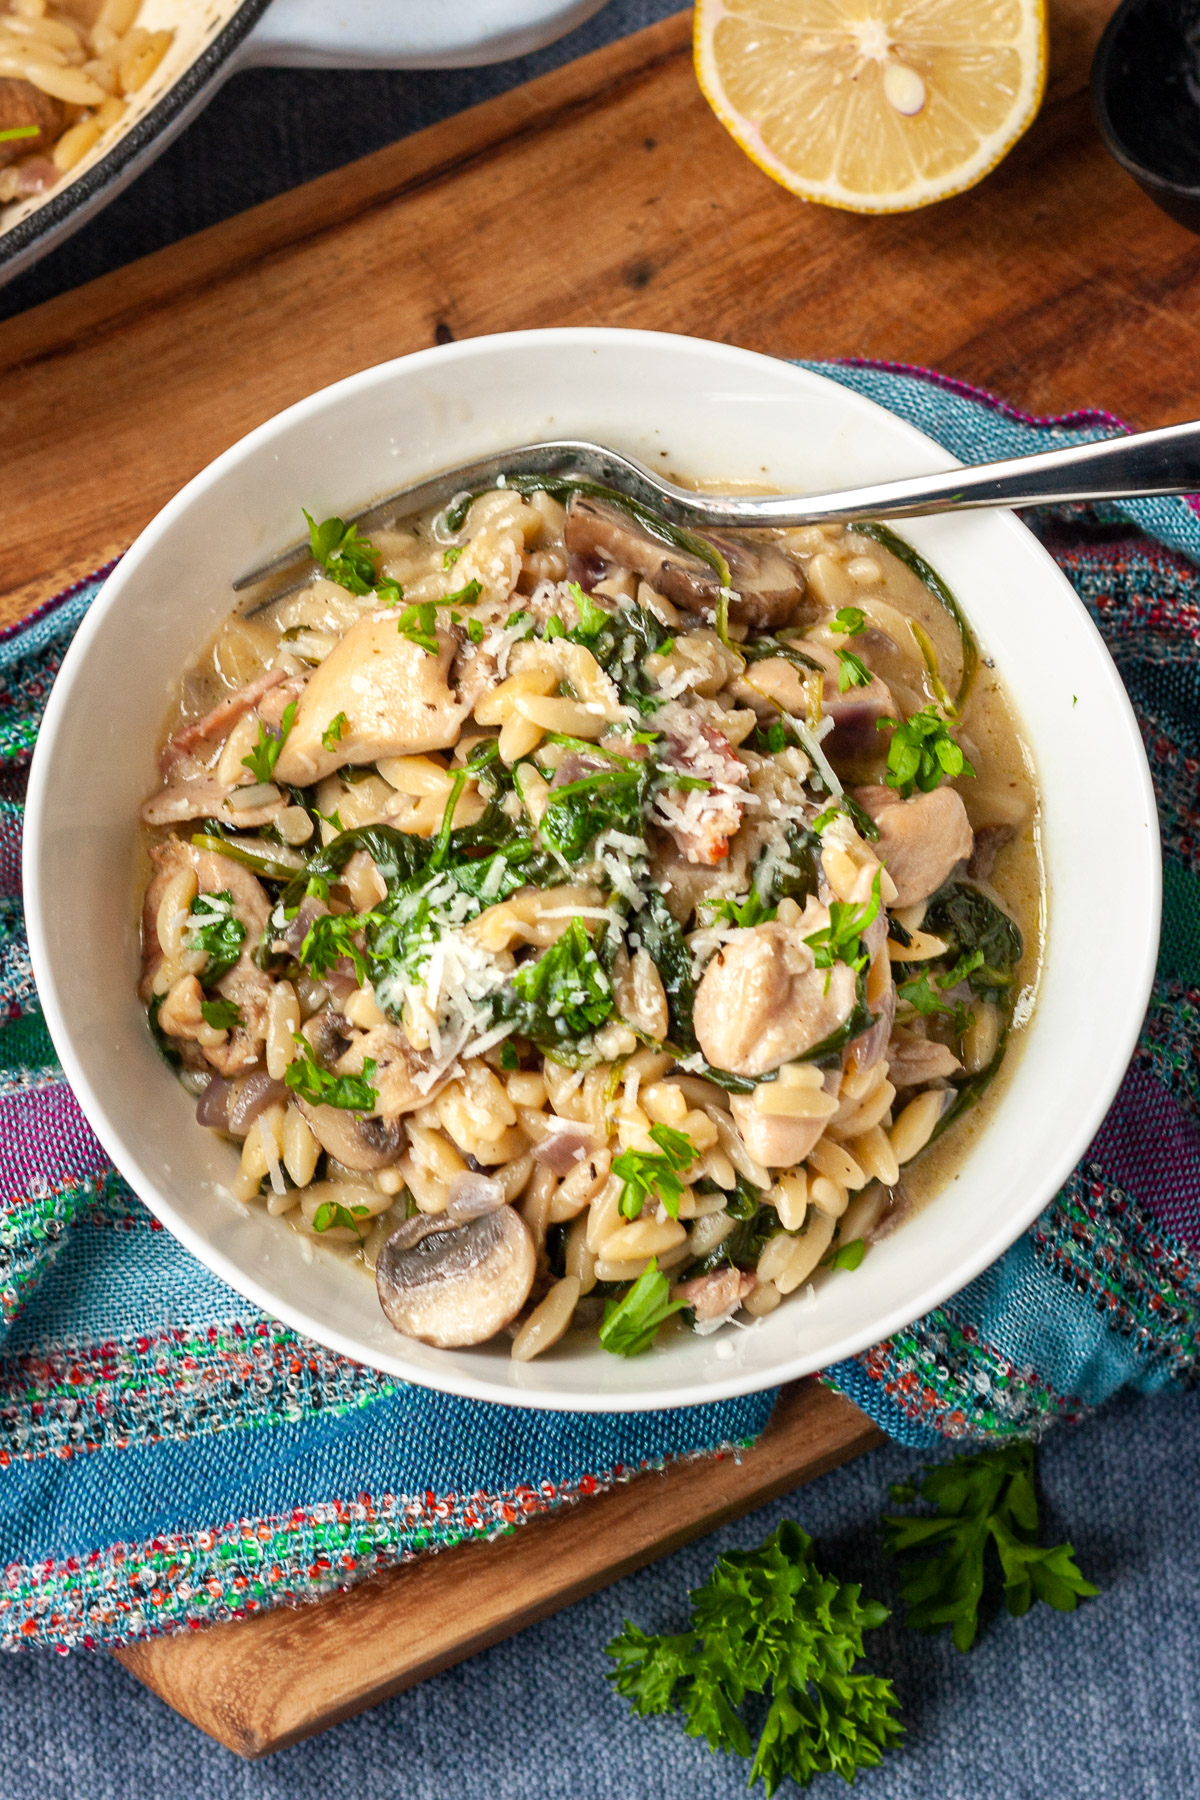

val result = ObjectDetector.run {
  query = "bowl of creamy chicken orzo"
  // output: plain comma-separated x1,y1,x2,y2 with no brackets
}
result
24,330,1159,1408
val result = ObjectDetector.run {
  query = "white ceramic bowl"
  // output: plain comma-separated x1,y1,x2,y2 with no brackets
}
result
24,328,1160,1412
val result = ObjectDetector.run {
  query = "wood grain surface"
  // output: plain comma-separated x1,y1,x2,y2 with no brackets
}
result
2,0,1198,629
113,1382,882,1757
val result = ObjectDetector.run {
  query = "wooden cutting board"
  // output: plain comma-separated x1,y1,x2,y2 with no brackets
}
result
1,0,1190,1756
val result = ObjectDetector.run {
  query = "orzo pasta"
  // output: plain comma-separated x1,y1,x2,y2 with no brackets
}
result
138,470,1041,1359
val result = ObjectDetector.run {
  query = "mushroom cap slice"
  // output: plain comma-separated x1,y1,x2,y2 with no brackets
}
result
375,1206,537,1348
296,1099,403,1171
563,495,806,630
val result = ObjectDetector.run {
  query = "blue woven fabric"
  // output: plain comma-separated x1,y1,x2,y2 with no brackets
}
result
0,360,1195,1648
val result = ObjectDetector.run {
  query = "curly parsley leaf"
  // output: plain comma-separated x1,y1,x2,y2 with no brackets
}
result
832,605,867,637
241,701,297,784
895,970,972,1036
185,890,246,982
304,511,380,596
837,648,872,693
614,1124,695,1221
804,870,882,975
199,997,242,1031
299,910,374,986
283,1037,378,1112
311,1200,371,1234
881,1442,1098,1653
321,712,348,753
879,705,975,799
395,601,440,655
599,1258,688,1357
606,1519,902,1791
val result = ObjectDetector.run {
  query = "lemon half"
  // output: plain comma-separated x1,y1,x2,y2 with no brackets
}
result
695,0,1048,213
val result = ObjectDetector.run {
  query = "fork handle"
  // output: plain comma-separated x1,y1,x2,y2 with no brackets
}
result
660,418,1200,530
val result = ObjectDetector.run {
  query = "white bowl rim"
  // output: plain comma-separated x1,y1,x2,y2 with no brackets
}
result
23,327,1162,1412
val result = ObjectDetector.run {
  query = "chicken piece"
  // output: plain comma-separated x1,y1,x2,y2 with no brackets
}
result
0,78,65,169
274,617,468,785
334,1023,431,1119
140,773,285,829
729,1097,828,1169
674,1265,757,1321
853,785,974,909
886,1027,962,1088
693,902,858,1077
735,645,895,764
563,495,807,630
160,667,289,775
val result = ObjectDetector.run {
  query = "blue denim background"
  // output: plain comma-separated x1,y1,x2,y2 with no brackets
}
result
0,1387,1196,1796
3,0,1197,1787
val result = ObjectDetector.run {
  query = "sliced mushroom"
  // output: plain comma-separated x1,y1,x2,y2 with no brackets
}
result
852,784,974,908
693,905,858,1077
0,78,65,170
886,1027,962,1087
227,1072,290,1135
563,495,807,630
274,617,468,785
674,1265,756,1322
375,1206,536,1347
734,645,895,764
296,1099,403,1171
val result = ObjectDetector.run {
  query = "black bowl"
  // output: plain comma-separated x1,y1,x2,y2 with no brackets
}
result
1092,0,1200,233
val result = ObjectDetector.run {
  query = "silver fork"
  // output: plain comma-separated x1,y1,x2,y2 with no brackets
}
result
233,422,1200,595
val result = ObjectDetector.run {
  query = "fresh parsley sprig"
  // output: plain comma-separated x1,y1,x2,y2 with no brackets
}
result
395,601,440,655
606,1520,903,1792
598,1258,688,1356
836,648,871,693
185,890,246,982
804,870,882,976
304,512,380,595
284,1035,378,1112
613,1124,695,1221
896,969,972,1035
241,701,297,784
299,910,375,985
879,705,974,799
882,1442,1098,1652
199,997,242,1031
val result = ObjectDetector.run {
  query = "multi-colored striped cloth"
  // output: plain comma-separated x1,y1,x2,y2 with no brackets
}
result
0,364,1195,1652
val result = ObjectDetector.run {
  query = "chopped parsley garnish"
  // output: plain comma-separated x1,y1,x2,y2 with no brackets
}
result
879,705,975,798
0,124,39,143
896,969,971,1035
565,581,611,640
241,700,297,784
395,601,439,655
837,648,872,693
804,869,882,975
882,1443,1098,1652
442,545,464,568
504,608,534,633
185,890,245,982
498,1039,519,1071
321,712,348,752
542,615,566,640
311,1200,371,1233
284,1036,378,1111
299,910,374,985
598,1258,688,1357
467,618,485,644
606,1519,903,1788
304,511,379,595
832,605,867,636
199,998,242,1031
825,1235,866,1271
613,1124,695,1221
444,578,482,605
